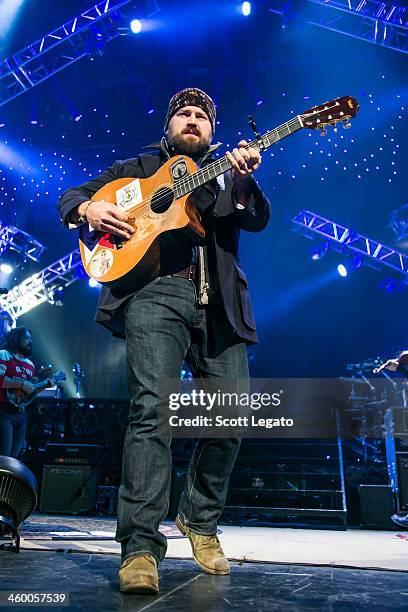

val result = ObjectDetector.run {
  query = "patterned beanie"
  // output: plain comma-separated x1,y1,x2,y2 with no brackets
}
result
164,88,216,134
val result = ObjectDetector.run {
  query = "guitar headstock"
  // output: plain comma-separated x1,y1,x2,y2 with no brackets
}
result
52,371,66,383
301,96,359,136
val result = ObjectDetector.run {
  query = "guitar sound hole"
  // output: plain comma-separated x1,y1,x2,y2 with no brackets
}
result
151,187,174,214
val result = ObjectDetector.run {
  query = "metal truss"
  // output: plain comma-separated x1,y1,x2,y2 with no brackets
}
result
292,209,408,279
0,0,160,107
0,222,45,262
0,250,83,321
268,0,408,54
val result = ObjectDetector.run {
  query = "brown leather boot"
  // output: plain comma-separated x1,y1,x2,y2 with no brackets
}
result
119,554,159,594
176,515,230,575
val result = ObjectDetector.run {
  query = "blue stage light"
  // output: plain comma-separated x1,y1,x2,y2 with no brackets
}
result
0,263,13,274
130,19,142,34
0,0,26,38
311,241,329,261
242,2,251,16
337,264,348,277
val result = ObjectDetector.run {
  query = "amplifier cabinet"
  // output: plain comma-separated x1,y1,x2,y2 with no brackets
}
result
39,464,98,514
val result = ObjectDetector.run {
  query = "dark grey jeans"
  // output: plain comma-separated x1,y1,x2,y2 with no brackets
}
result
0,406,27,458
116,275,249,566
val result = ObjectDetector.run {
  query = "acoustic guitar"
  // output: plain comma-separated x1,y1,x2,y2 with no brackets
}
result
79,95,359,294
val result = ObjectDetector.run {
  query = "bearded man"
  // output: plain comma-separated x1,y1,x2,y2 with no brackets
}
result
0,327,35,458
58,88,270,593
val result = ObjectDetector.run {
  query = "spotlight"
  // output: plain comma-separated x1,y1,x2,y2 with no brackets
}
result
310,241,329,261
0,456,38,553
242,2,251,16
0,248,20,275
88,278,100,288
130,19,142,33
337,264,348,277
0,263,13,275
336,255,362,278
47,286,66,307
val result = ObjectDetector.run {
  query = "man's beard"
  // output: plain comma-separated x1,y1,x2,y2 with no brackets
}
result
168,132,210,160
20,344,32,357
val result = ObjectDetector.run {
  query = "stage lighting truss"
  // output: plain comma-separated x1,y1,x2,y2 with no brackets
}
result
0,249,83,321
292,209,408,282
0,222,45,264
268,0,408,55
0,0,161,107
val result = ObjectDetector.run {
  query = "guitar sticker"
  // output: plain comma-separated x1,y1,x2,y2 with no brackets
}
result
90,249,113,277
171,159,188,180
116,179,143,212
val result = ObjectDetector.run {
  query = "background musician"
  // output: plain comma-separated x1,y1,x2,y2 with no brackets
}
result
0,327,36,458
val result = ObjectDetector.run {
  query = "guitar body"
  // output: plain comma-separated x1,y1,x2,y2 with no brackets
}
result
79,155,205,295
7,387,34,410
7,371,66,410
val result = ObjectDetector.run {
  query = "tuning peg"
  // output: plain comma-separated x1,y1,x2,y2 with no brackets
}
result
320,128,327,137
342,120,351,129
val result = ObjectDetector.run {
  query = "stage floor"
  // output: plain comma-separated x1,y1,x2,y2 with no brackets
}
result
16,514,408,572
0,550,407,611
1,515,407,610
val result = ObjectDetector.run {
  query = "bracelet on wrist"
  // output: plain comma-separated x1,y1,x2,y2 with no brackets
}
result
78,200,93,223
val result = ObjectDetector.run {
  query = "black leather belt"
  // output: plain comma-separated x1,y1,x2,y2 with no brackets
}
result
170,264,196,281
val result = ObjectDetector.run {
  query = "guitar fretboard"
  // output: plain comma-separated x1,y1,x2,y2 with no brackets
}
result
174,115,303,198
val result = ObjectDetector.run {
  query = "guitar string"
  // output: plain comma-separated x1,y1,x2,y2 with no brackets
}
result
122,116,303,222
130,116,301,218
144,99,350,214
109,100,350,225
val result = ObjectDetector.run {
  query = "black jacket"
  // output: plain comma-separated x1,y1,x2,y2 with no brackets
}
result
58,139,270,343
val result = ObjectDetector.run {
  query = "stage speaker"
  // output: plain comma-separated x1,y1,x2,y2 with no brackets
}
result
359,485,396,530
397,455,408,511
39,465,98,514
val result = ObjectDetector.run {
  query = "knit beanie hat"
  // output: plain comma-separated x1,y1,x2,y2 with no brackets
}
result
164,88,216,134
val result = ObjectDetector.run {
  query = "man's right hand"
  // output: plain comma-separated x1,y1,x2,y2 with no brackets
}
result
21,381,35,395
79,200,135,240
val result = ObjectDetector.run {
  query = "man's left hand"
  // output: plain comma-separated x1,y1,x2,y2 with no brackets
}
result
226,140,262,182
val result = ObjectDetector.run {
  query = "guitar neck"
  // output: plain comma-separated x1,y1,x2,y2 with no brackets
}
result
34,379,50,392
174,115,303,198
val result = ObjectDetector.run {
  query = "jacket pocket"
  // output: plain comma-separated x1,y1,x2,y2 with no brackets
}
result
235,265,256,331
235,264,249,288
